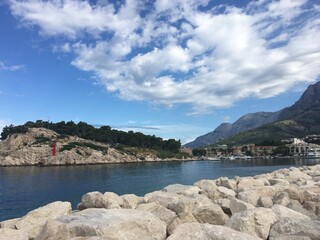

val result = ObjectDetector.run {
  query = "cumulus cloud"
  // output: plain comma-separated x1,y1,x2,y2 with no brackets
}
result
8,0,320,114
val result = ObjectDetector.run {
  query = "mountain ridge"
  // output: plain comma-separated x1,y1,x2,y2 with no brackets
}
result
185,81,320,148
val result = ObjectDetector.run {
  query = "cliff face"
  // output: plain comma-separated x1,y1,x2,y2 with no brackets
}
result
0,128,164,166
185,81,320,148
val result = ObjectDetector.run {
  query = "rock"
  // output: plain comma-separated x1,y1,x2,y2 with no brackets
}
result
145,191,228,225
237,177,264,191
229,198,255,214
162,184,202,197
14,201,71,240
0,218,20,229
269,218,320,240
301,187,320,202
216,177,238,190
237,186,275,206
167,222,262,240
77,191,123,210
166,217,182,236
77,191,105,210
191,195,229,225
226,208,278,239
137,202,177,226
286,169,312,183
37,208,166,240
144,191,193,213
194,179,220,200
217,186,236,198
269,178,290,186
237,190,260,206
273,192,290,206
280,185,302,202
287,200,319,220
258,196,273,208
271,204,311,221
0,228,28,240
103,192,123,209
303,201,320,216
121,194,144,209
216,198,231,215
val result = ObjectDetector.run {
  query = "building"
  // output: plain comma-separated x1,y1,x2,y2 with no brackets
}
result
288,138,320,156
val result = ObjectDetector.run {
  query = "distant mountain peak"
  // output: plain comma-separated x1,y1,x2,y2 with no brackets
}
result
184,81,320,148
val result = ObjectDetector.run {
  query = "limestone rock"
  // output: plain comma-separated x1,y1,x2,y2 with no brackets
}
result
273,192,290,206
217,186,236,198
77,191,105,210
269,178,290,186
191,195,229,225
303,201,320,217
287,200,319,220
121,194,144,209
144,191,193,213
167,222,262,240
15,201,71,240
37,208,166,240
229,198,255,214
301,187,320,202
237,190,260,206
0,228,28,240
216,177,238,190
145,191,228,225
137,202,177,226
226,208,278,239
103,192,123,209
272,204,310,221
237,177,264,191
0,218,20,229
269,218,320,240
258,196,273,208
162,184,202,197
216,198,231,215
194,179,220,201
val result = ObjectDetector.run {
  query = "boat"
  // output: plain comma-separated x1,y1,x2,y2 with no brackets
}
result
206,157,220,161
306,148,320,159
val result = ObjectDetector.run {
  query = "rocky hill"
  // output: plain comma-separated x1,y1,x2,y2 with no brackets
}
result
0,128,189,166
185,81,320,147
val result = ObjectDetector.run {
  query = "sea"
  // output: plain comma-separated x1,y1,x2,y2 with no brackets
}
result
0,157,319,221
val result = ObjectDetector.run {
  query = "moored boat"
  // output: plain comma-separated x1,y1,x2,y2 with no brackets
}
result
307,148,320,159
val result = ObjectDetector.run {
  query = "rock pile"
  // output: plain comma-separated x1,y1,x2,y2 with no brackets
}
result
1,164,320,239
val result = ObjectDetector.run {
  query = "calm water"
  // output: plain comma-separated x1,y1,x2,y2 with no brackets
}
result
0,158,318,221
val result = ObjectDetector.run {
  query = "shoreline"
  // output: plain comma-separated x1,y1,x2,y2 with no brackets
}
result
1,164,320,239
0,157,199,167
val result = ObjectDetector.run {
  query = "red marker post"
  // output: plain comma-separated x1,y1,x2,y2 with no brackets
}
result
52,142,56,156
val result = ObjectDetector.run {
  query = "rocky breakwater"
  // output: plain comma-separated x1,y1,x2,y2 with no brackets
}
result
1,164,320,240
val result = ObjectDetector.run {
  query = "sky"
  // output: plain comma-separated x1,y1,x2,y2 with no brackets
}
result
0,0,319,144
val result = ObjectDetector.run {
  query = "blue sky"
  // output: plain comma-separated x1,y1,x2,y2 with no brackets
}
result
0,0,319,144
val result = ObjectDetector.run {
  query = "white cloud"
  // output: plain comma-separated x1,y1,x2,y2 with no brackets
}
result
8,0,320,114
0,61,24,71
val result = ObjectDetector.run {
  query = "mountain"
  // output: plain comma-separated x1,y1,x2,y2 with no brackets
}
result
185,81,320,148
185,111,280,148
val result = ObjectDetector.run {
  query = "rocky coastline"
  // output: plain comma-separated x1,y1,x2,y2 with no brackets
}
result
0,128,193,166
1,164,320,240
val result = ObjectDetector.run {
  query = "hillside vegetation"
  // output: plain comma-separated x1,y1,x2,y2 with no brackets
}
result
217,120,307,146
1,120,181,153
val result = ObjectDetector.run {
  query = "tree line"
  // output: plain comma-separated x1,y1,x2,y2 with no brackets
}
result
1,120,181,152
